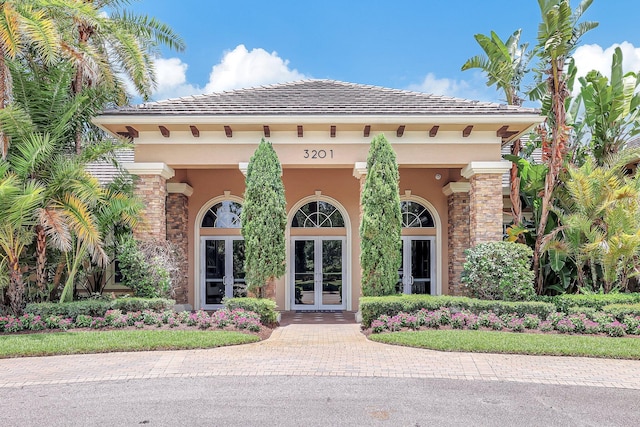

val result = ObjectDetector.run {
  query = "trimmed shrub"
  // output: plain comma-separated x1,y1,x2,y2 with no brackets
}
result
224,297,278,326
359,295,555,328
461,241,535,301
24,298,175,320
360,134,402,296
602,303,640,320
540,293,640,313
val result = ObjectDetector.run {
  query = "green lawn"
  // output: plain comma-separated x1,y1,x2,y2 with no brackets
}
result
369,330,640,359
0,330,259,358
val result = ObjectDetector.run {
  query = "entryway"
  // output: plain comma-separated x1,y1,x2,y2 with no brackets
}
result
399,236,436,295
201,236,245,309
291,237,346,310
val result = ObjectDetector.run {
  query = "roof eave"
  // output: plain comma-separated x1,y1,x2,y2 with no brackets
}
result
93,113,544,127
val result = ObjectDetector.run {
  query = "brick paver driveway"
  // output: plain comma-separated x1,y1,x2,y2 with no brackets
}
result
1,315,640,389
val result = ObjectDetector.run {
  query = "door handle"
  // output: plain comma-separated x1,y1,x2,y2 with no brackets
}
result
409,276,414,285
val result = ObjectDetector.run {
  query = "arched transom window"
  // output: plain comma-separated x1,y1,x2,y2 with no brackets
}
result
292,201,345,228
201,201,242,228
401,201,434,228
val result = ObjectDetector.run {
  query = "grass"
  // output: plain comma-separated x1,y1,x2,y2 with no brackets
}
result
369,330,640,360
0,330,259,358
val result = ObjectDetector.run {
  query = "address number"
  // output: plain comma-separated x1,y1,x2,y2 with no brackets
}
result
303,149,334,159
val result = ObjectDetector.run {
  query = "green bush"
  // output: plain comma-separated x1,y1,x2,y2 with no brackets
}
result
566,306,597,318
461,241,535,301
224,297,278,326
116,235,174,298
24,298,175,320
540,293,640,313
359,295,555,328
602,303,640,320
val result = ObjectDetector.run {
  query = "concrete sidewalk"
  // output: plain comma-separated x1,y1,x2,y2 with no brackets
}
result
1,322,640,389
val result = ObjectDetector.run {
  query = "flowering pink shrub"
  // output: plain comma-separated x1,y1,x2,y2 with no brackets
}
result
604,321,626,337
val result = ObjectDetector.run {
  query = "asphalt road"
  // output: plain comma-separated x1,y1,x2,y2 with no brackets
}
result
3,376,639,426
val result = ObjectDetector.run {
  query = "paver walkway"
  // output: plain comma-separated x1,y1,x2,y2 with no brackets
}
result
1,316,640,389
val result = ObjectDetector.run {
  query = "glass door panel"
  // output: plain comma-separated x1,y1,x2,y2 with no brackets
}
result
232,239,246,298
411,239,431,295
321,240,343,306
293,240,315,306
205,239,226,305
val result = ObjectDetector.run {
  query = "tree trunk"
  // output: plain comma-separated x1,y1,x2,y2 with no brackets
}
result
509,138,523,226
0,51,8,160
35,224,47,292
533,65,569,294
7,256,25,315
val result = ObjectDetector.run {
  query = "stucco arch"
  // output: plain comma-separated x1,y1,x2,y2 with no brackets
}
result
399,194,443,295
285,194,352,310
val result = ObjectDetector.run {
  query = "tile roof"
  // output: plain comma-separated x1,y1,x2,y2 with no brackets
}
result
102,80,539,117
86,148,134,185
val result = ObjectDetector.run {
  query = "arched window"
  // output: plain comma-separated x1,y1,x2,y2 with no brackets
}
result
201,201,242,228
401,201,434,228
292,201,345,228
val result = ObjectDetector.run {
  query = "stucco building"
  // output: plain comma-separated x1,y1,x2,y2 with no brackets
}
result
93,80,542,311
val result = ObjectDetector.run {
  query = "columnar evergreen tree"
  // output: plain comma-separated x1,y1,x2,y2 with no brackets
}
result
360,134,402,296
241,139,286,298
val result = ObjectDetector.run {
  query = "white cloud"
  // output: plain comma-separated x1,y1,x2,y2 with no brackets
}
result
573,42,640,79
203,45,307,93
407,71,502,103
149,44,308,100
152,57,199,99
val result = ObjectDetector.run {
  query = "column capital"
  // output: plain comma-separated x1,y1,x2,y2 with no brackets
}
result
124,162,174,179
442,182,471,196
353,162,368,179
461,161,511,179
238,162,249,177
167,183,194,197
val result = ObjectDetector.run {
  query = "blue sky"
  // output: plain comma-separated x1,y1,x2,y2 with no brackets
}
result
127,0,640,104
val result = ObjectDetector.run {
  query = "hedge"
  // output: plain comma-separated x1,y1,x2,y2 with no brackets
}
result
539,293,640,313
24,298,175,320
602,303,640,320
359,295,556,328
224,297,278,326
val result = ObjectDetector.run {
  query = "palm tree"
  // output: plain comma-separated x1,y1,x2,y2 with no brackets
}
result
0,0,60,159
46,0,185,152
0,164,44,313
462,29,532,226
550,155,640,292
529,0,598,293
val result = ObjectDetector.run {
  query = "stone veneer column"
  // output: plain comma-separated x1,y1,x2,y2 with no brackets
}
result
442,182,470,295
124,163,175,241
166,183,193,305
461,161,511,248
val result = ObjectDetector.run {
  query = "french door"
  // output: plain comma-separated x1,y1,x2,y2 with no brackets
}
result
291,237,346,310
399,236,436,295
201,237,245,309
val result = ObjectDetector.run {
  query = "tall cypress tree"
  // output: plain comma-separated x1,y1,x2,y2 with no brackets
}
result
360,134,402,296
241,139,286,298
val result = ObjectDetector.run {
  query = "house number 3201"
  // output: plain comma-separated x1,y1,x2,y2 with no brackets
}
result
303,149,334,159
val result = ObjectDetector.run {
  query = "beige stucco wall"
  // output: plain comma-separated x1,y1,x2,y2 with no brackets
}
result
177,164,452,311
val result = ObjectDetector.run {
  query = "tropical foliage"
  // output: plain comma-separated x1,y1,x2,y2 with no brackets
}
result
0,1,180,313
360,134,402,296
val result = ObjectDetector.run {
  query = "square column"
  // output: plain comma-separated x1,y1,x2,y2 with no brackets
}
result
124,163,175,241
442,182,470,295
461,161,511,248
